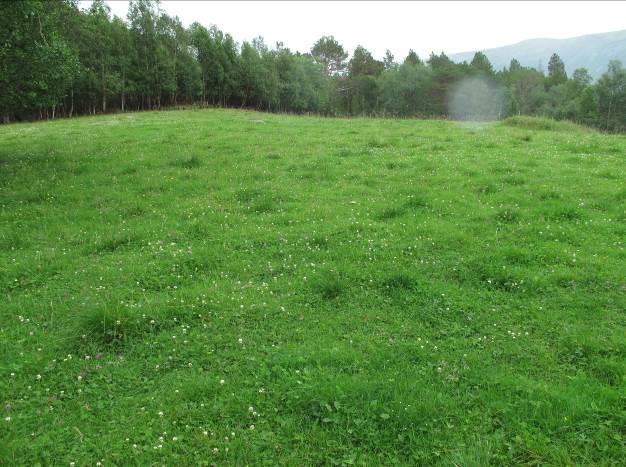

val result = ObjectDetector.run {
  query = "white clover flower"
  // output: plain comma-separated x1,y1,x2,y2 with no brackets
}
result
249,424,255,430
219,379,225,385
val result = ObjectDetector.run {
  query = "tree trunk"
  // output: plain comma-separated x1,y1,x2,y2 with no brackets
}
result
52,105,55,120
69,88,74,118
2,115,9,124
101,62,106,113
121,70,126,112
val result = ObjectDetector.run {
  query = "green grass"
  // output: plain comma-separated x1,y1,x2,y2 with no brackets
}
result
502,115,591,133
1,109,624,465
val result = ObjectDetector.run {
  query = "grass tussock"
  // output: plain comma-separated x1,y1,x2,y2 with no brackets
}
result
171,154,202,168
502,116,591,132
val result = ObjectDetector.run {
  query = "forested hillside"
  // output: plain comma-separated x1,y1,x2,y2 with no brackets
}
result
2,0,625,131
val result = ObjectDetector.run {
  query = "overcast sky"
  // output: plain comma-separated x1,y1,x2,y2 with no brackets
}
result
89,1,626,60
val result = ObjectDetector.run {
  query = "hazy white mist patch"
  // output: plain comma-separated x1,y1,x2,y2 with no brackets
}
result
448,76,505,125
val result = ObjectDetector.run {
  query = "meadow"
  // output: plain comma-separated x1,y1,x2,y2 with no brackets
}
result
0,109,624,465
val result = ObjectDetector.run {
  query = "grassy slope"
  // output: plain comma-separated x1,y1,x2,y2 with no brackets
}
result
0,109,624,465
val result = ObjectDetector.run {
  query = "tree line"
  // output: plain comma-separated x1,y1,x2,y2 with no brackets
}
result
2,0,625,131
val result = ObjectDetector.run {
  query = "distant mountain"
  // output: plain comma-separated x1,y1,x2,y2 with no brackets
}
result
449,29,626,80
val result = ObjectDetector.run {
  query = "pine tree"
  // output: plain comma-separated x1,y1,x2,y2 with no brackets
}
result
547,53,567,87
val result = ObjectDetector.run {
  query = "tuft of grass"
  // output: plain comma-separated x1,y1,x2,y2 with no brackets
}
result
311,272,345,300
382,273,416,291
495,209,520,223
502,116,590,132
71,308,141,350
171,154,202,168
91,234,141,254
335,147,359,157
366,137,390,148
404,195,430,209
376,206,405,220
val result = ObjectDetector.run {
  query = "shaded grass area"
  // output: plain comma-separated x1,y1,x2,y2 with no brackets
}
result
0,109,624,464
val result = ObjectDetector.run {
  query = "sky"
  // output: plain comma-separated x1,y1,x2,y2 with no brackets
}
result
87,1,626,60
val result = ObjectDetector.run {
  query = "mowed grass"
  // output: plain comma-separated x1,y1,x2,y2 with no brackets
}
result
0,109,624,465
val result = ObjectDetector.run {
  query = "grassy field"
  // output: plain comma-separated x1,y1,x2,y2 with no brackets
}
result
1,109,624,465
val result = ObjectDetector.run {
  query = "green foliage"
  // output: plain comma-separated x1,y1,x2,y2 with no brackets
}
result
1,109,624,463
596,60,626,132
0,0,78,118
547,53,568,87
383,49,396,70
470,51,494,76
379,62,432,116
311,35,348,76
403,49,421,66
